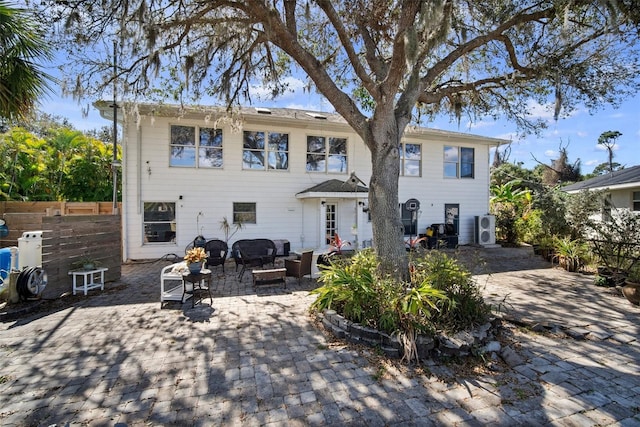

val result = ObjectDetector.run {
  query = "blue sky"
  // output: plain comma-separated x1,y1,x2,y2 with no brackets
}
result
38,75,639,175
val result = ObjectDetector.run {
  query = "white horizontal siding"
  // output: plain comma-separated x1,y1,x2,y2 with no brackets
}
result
121,113,497,260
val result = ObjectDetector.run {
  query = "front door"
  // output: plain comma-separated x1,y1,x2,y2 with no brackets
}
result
325,203,337,244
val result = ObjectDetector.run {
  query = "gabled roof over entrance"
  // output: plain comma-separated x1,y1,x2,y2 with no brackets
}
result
563,165,640,193
296,179,368,199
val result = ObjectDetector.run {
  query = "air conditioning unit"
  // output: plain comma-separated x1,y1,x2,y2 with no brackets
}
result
475,215,496,246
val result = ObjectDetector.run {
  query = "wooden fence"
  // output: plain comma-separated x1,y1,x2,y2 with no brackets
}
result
42,215,121,298
1,202,122,299
0,201,120,246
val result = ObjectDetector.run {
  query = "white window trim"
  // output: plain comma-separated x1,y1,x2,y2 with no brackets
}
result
169,124,223,169
242,130,289,171
444,145,475,179
306,135,349,174
400,142,422,177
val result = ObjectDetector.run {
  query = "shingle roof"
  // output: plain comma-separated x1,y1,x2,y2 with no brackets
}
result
94,102,508,146
562,165,640,192
297,179,368,195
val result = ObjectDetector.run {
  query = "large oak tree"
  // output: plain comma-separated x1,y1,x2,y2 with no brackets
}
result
42,0,640,278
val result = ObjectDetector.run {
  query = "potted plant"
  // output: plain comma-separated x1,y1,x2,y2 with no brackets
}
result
72,254,101,271
318,233,353,267
552,237,588,272
537,235,555,261
219,216,243,245
622,266,640,305
405,235,426,251
184,247,207,274
329,232,351,255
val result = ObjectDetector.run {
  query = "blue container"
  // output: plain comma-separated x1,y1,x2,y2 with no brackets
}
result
0,247,12,286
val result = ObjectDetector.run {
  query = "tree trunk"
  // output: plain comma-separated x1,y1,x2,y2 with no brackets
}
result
367,117,408,280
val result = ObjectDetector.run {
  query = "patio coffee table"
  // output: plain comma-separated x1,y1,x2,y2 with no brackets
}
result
252,268,286,288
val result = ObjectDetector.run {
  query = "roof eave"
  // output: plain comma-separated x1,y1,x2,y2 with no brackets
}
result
565,182,640,193
296,192,369,199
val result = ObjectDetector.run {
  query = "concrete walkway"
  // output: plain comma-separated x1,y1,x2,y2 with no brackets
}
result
0,247,638,426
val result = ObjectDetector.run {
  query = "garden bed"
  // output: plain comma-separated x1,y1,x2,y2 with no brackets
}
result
320,309,500,360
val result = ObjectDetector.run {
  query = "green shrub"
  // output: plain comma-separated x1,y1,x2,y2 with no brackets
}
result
517,208,543,244
310,249,491,363
311,249,384,327
411,251,491,332
552,237,589,272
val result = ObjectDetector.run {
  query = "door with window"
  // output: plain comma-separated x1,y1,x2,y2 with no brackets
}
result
325,203,337,244
444,204,460,235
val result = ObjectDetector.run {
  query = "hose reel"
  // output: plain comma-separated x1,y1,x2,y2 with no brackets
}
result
16,266,48,300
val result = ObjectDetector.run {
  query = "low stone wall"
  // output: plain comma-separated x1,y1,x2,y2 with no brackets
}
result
320,309,500,360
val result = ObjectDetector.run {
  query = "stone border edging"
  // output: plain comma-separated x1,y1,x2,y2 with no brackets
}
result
320,309,500,360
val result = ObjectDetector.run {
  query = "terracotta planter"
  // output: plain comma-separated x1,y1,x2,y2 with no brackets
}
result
622,281,640,306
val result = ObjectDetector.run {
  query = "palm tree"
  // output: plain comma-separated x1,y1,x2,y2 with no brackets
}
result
0,1,53,120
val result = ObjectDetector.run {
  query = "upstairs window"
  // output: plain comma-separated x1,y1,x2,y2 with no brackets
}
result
400,143,421,176
444,146,474,178
243,131,289,170
170,125,223,168
633,191,640,211
306,136,348,173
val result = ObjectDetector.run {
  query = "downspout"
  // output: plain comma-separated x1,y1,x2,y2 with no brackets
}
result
111,40,119,215
300,200,305,250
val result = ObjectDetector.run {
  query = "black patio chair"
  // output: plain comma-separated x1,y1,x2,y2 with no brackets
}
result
204,239,228,272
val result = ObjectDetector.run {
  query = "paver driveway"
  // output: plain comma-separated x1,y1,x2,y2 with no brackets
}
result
0,246,638,426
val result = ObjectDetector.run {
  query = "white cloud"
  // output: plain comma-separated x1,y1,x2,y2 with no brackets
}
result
249,76,307,101
39,99,107,131
465,120,494,130
524,99,581,122
526,100,556,121
494,131,520,141
584,159,599,166
544,149,557,158
576,131,588,137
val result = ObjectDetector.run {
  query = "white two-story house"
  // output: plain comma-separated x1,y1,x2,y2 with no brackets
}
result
96,103,505,261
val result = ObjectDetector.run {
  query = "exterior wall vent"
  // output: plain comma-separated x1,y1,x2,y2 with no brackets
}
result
305,112,327,120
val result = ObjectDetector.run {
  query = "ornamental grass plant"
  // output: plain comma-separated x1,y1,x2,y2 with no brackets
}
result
310,249,491,363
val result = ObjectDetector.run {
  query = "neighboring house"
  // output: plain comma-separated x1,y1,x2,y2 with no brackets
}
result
95,103,506,261
563,165,640,216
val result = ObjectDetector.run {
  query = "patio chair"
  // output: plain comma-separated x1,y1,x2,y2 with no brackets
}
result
204,239,228,272
285,250,313,284
184,235,207,253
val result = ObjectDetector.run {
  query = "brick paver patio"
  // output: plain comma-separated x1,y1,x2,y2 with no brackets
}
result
0,246,638,426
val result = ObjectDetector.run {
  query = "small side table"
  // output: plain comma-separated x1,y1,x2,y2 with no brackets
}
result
182,269,213,308
69,268,108,296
